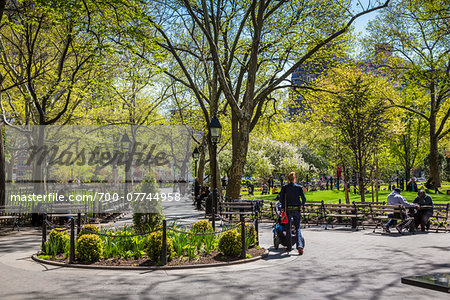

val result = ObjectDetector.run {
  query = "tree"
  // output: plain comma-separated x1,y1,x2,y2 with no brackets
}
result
142,0,390,199
389,111,428,181
0,0,6,205
0,1,109,192
367,0,450,187
306,67,394,201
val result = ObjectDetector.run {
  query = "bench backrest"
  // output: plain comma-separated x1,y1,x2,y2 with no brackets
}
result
369,204,404,214
324,203,356,211
38,203,86,213
0,205,23,214
221,200,263,214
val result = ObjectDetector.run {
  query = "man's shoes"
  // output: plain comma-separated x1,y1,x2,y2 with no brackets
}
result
396,225,403,234
383,225,390,233
297,247,303,256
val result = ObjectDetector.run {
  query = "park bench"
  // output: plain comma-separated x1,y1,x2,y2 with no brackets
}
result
0,205,23,231
369,204,408,233
39,203,87,227
323,202,364,230
302,201,324,226
220,200,264,219
220,199,264,245
269,201,324,226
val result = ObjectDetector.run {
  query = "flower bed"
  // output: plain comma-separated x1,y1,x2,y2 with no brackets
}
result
38,221,265,267
37,247,266,267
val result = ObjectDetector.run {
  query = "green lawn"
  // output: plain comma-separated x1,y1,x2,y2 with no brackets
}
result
243,188,450,204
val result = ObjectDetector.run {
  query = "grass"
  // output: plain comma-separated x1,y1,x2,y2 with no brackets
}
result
243,186,450,204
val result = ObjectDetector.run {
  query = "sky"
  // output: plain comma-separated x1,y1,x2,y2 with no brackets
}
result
352,0,383,35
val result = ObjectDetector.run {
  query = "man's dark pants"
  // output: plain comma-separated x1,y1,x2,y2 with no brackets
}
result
414,210,433,231
286,209,304,251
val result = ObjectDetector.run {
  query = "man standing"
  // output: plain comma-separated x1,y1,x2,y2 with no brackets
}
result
384,188,417,233
268,176,274,192
279,172,306,255
413,190,434,232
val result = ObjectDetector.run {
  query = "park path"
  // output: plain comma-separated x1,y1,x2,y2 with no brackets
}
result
0,191,449,299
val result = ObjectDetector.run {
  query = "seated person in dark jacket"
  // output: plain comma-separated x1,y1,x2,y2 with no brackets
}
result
279,172,307,255
412,190,434,232
197,186,210,210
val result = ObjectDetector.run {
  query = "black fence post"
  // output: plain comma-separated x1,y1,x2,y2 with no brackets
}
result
161,219,167,265
77,213,81,235
69,219,75,263
351,202,357,231
255,218,259,246
41,213,47,251
212,188,217,231
240,215,246,259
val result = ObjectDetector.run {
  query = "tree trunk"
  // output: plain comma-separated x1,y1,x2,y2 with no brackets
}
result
429,132,441,187
375,158,379,202
225,114,250,200
197,139,207,186
357,157,366,202
0,0,8,205
6,155,15,182
429,87,441,187
0,124,5,206
343,165,350,204
32,126,46,194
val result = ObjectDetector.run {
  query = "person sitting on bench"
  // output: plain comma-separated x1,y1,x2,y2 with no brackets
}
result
262,183,269,195
384,188,417,233
413,190,434,232
197,186,210,210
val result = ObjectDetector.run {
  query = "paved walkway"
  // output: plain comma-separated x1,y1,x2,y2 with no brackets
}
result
1,193,449,299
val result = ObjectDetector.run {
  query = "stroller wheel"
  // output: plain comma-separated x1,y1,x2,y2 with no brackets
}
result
273,234,280,249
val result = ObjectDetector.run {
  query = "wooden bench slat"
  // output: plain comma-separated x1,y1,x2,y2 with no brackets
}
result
326,214,361,218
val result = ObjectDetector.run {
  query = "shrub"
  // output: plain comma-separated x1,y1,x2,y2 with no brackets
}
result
78,224,99,238
146,231,175,263
44,229,70,257
77,234,103,262
192,220,213,233
218,229,242,257
237,223,257,249
133,213,164,234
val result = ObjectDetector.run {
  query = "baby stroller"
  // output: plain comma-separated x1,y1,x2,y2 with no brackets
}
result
272,201,305,249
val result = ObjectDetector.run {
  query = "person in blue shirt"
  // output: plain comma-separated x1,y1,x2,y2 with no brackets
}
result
279,172,306,255
384,188,417,233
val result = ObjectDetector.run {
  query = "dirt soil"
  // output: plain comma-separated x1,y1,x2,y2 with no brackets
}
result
40,247,266,267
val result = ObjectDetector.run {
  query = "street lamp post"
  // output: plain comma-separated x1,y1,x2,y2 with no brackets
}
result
121,132,132,205
192,147,199,179
209,116,222,231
